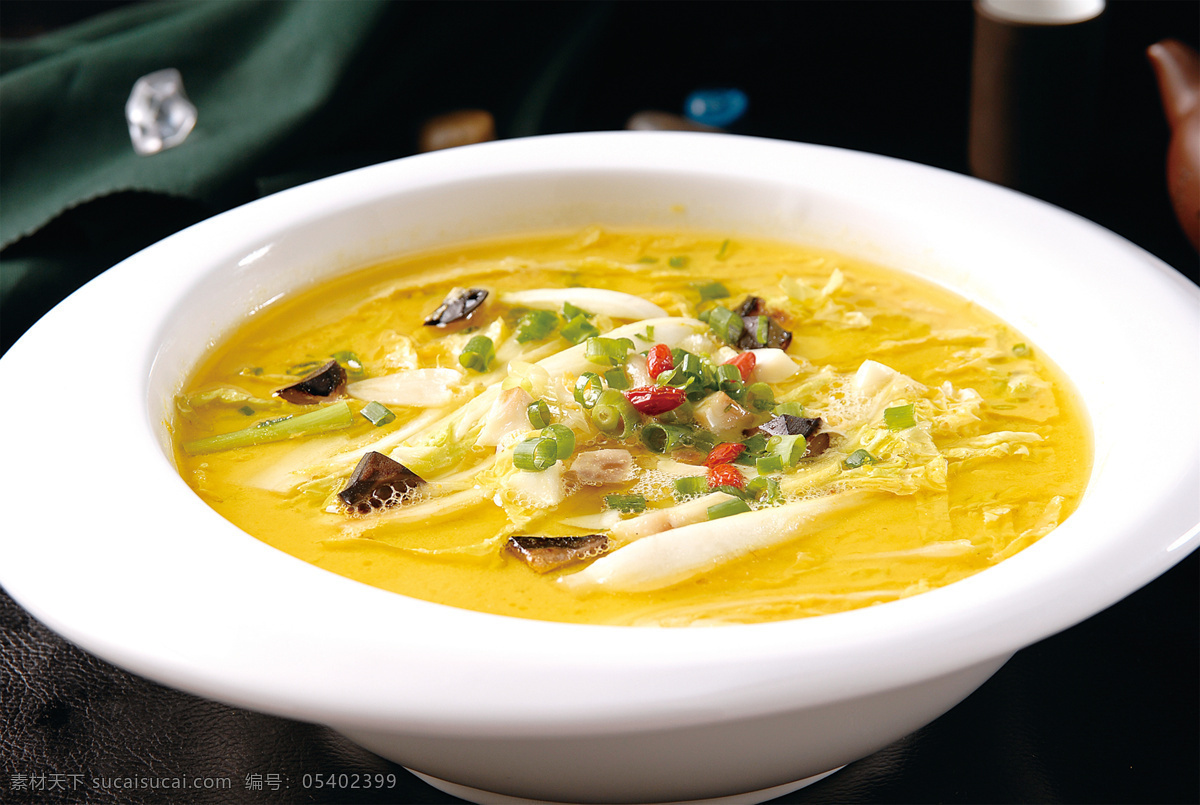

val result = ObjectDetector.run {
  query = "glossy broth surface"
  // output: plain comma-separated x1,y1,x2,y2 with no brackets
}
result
174,229,1091,626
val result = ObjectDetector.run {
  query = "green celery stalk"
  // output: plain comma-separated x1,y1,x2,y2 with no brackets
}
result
184,401,354,454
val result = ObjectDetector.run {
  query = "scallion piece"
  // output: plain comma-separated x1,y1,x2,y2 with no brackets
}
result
746,476,781,503
606,493,647,513
768,434,807,466
562,301,594,321
574,372,604,409
604,367,631,390
775,401,805,417
1012,343,1031,357
590,389,639,438
673,475,708,499
716,239,731,259
884,403,916,431
707,306,744,344
707,497,751,520
514,437,558,472
184,401,354,454
641,422,691,453
361,401,396,426
668,255,689,269
541,423,576,461
330,350,365,376
561,315,601,345
756,454,784,474
843,448,877,469
715,364,742,385
527,399,551,429
514,309,560,343
745,381,775,412
237,405,255,417
459,335,495,373
695,281,730,301
584,336,635,367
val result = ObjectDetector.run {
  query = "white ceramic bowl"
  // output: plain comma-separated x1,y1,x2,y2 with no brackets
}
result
1,132,1196,805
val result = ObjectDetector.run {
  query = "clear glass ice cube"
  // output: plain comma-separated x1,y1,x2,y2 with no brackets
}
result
126,68,197,156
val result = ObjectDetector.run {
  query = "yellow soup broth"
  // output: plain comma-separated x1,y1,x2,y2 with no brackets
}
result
173,228,1091,626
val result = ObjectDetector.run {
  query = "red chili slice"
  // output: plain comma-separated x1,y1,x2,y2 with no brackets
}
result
705,442,746,467
647,343,674,379
624,385,686,415
724,351,756,382
707,463,746,490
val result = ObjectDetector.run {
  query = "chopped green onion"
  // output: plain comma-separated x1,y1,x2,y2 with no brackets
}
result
361,401,396,426
695,281,730,300
741,433,769,455
574,372,604,409
606,493,647,513
686,429,719,452
641,422,692,453
707,497,752,520
673,475,708,499
716,239,731,260
604,367,631,390
636,256,658,264
184,401,354,454
745,381,775,412
1012,343,1031,357
668,255,690,269
330,350,365,376
884,403,916,431
768,434,807,466
590,389,639,438
756,454,784,474
237,405,255,417
514,437,558,471
459,335,495,372
707,306,744,344
527,399,551,429
775,401,805,417
755,315,770,346
746,476,781,503
715,364,742,385
843,448,877,469
561,315,601,345
514,309,560,343
584,336,635,367
562,301,594,320
541,423,576,461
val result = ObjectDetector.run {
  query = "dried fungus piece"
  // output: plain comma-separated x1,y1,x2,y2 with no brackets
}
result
339,451,425,514
505,535,610,573
424,287,488,326
276,360,347,404
803,431,832,458
733,296,793,350
759,415,822,438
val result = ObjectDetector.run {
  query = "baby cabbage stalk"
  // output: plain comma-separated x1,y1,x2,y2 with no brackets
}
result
564,490,877,593
499,288,667,320
183,402,354,454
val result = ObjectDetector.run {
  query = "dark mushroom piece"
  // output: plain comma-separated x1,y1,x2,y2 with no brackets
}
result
736,315,793,351
759,414,822,439
505,535,610,573
803,431,833,459
424,287,488,326
339,451,426,514
276,360,347,405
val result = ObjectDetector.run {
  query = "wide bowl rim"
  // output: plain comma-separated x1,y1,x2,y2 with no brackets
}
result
0,131,1196,733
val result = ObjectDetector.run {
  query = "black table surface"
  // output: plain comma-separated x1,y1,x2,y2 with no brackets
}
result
2,2,1197,803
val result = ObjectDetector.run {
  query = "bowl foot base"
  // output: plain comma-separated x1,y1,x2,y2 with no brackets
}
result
406,766,844,805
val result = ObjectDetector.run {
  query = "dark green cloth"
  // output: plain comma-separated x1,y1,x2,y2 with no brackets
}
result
0,1,391,251
0,0,612,350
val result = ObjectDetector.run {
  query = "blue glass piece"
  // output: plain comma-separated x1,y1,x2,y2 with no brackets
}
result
684,88,749,128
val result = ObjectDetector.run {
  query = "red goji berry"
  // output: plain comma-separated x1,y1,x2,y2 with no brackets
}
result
707,463,746,490
705,442,746,467
624,385,686,416
647,343,674,379
724,351,756,382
